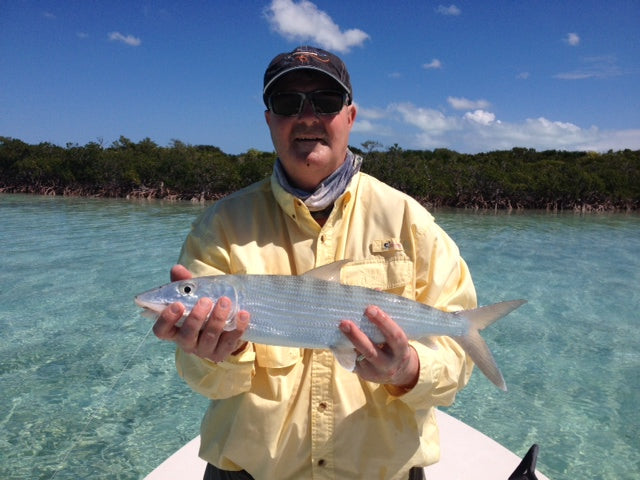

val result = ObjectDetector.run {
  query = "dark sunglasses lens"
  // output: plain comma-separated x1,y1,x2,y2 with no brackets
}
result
269,91,345,116
312,92,345,114
270,93,303,116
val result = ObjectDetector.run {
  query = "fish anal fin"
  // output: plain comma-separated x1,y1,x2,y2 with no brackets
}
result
302,260,352,283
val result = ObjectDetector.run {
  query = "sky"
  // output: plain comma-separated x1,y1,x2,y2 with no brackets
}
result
2,0,639,154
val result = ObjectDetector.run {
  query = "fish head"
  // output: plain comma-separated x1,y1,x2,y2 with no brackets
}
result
134,276,240,329
135,278,203,315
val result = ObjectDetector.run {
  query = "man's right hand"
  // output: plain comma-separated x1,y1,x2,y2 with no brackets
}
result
152,265,250,362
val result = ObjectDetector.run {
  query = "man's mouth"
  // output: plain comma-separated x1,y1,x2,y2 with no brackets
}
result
295,135,325,144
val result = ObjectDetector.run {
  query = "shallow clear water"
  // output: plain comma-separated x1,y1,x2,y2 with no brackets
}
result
1,194,638,479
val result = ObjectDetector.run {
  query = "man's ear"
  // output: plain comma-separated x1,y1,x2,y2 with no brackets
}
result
346,103,357,127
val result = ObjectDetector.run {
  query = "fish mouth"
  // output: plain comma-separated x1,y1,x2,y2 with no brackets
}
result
134,296,164,314
135,297,188,326
139,308,160,319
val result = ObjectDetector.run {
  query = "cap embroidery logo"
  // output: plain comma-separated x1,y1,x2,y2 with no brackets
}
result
291,51,331,66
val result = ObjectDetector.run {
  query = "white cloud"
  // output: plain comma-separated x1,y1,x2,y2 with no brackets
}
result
436,5,461,16
351,101,640,153
379,103,459,149
577,129,640,152
517,72,530,80
356,105,387,120
352,118,375,133
77,32,89,39
423,59,442,70
264,0,369,53
108,32,142,47
448,96,491,110
564,32,580,46
394,103,460,135
554,55,622,80
554,71,593,80
454,116,597,151
352,105,394,136
464,110,497,126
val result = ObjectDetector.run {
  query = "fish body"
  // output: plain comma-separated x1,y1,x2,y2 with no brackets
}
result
135,262,525,390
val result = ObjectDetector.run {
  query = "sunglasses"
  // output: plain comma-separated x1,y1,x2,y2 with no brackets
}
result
268,90,348,116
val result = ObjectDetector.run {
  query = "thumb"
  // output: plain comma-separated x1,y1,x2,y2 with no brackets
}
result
170,264,193,282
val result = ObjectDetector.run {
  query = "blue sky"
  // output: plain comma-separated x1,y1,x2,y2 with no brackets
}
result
2,0,639,154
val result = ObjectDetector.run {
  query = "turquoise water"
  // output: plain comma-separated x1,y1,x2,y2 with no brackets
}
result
1,194,638,479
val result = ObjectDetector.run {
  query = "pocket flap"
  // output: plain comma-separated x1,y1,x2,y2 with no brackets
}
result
341,256,413,291
254,345,302,369
370,238,404,254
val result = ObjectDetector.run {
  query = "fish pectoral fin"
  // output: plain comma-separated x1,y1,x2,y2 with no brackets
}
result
420,336,440,350
302,260,352,282
330,342,358,371
220,302,240,332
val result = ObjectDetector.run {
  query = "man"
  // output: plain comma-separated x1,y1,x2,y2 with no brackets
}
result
153,46,476,480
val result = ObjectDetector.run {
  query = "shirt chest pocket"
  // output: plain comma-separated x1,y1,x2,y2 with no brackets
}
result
340,254,415,298
254,344,302,369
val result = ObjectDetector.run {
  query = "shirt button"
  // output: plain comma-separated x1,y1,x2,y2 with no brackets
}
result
320,235,325,243
318,402,328,411
318,459,326,467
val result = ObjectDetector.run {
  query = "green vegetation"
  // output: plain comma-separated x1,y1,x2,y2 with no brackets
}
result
1,136,638,211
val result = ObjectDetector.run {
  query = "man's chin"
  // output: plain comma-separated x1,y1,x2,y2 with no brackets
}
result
293,143,329,164
295,139,327,152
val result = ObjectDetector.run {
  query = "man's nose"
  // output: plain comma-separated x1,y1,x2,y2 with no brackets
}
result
298,98,318,118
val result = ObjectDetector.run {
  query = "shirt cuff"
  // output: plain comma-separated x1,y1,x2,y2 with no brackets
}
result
384,337,470,408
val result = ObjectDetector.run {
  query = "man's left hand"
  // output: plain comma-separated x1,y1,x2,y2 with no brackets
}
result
339,306,420,391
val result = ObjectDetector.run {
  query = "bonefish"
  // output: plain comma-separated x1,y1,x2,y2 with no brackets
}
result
135,261,525,390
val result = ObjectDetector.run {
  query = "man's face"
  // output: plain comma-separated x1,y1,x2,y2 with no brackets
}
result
265,71,357,191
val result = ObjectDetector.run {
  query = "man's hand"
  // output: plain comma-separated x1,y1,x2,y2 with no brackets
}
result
152,265,250,362
339,306,420,391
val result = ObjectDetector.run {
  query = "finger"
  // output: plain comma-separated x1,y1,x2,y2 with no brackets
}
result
211,311,250,361
176,297,212,353
196,296,233,358
234,312,250,356
363,305,407,353
170,264,192,282
363,306,418,387
339,320,381,362
153,302,184,340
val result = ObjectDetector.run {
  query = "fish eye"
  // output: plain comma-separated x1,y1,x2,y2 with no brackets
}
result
179,282,196,296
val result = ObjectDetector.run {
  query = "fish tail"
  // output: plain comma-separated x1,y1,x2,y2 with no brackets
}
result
454,300,526,391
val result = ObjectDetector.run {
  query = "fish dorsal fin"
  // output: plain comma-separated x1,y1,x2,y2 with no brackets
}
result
302,260,351,282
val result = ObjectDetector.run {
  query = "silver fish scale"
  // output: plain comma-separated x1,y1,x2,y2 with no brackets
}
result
136,272,522,389
229,275,468,349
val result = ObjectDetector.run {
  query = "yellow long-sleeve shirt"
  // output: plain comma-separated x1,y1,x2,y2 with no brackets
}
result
175,171,477,480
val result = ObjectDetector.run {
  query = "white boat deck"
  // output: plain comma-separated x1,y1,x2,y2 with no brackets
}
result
145,409,549,479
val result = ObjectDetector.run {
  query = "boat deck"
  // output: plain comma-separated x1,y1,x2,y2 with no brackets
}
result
145,409,550,479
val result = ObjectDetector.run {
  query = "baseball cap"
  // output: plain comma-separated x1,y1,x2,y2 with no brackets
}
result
263,46,352,106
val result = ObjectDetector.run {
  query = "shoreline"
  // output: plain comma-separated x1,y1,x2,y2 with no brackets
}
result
2,137,638,213
2,186,636,214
